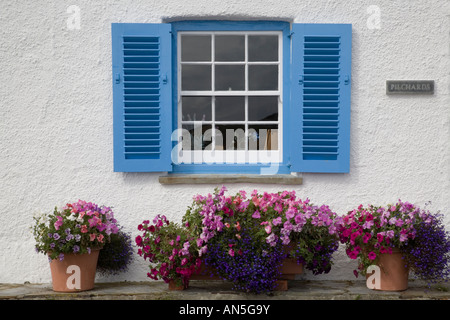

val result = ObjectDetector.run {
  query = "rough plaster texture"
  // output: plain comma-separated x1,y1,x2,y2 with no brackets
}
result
0,0,449,283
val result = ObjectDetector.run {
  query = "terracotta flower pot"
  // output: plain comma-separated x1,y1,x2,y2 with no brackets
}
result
365,250,409,291
168,279,190,290
48,249,100,292
279,258,303,280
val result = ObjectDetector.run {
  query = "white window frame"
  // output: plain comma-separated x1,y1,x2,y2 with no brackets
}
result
176,30,283,165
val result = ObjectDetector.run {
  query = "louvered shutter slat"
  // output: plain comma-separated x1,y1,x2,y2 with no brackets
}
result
112,24,172,172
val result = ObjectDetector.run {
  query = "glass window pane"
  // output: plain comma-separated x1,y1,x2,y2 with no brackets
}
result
181,65,211,91
248,65,278,90
215,65,245,91
181,124,212,151
248,35,278,61
248,125,278,150
215,96,245,121
215,35,245,61
181,35,211,62
182,96,211,121
214,124,246,150
248,96,278,121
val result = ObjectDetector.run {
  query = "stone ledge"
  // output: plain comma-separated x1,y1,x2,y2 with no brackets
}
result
159,174,303,185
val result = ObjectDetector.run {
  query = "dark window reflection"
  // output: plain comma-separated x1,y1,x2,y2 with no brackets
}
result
182,96,212,121
181,35,211,62
248,35,278,62
248,96,278,121
215,65,245,91
249,65,278,90
215,96,245,121
215,35,245,61
182,65,211,91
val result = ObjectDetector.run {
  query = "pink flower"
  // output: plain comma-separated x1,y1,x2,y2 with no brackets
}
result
97,234,104,243
135,235,143,246
350,231,360,241
399,229,408,242
252,196,260,207
368,251,377,260
80,225,88,233
228,248,235,257
395,219,404,227
348,250,358,259
377,233,384,243
54,216,63,230
265,224,272,234
90,233,96,241
342,228,351,238
252,210,260,219
272,217,282,226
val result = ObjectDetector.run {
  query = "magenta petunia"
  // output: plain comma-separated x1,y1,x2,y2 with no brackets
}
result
368,251,377,260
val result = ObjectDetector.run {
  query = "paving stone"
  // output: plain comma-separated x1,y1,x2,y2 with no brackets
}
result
0,280,449,300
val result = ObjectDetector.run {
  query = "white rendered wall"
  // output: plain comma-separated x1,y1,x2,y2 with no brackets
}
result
0,0,449,283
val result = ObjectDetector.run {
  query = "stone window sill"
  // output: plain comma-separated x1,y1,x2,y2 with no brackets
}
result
159,174,303,185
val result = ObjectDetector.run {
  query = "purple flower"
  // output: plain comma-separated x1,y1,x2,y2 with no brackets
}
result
73,245,80,253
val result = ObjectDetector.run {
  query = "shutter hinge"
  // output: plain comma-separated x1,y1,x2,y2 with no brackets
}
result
288,31,294,38
299,76,304,85
162,74,168,84
344,75,350,85
115,73,120,84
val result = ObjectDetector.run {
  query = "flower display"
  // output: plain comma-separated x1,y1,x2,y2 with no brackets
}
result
135,214,202,288
402,210,450,286
339,200,450,285
97,226,134,276
33,200,120,261
182,186,342,293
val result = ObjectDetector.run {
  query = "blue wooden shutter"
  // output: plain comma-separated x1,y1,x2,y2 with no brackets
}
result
112,23,172,172
290,24,351,173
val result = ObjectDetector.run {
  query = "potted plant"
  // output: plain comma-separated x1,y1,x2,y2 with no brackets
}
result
97,226,134,276
32,200,120,292
339,200,450,291
182,186,342,293
135,214,202,290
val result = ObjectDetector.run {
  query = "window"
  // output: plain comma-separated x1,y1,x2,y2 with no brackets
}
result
178,30,282,166
111,21,352,175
